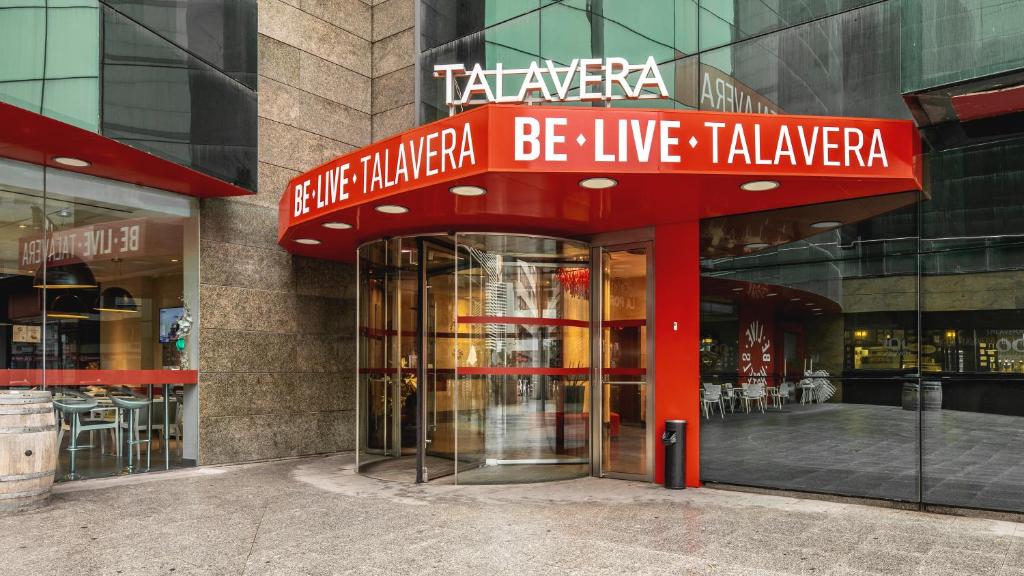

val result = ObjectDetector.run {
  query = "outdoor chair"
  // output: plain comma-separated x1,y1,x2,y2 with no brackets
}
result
741,382,767,413
701,383,725,419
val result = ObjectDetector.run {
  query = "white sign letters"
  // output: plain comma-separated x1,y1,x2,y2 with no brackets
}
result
434,56,669,114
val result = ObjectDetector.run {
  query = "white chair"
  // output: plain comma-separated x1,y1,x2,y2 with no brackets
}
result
720,383,738,413
741,382,767,413
701,383,725,419
768,384,787,410
799,379,817,404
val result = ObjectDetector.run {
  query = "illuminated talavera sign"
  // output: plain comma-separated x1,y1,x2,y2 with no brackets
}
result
434,56,669,113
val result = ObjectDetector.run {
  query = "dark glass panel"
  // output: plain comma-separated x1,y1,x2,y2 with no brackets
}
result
101,6,256,191
700,201,920,503
698,0,880,52
101,0,257,88
902,0,1024,93
698,2,908,119
919,137,1024,513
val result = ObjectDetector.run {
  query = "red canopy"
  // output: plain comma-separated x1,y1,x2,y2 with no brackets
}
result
278,104,922,261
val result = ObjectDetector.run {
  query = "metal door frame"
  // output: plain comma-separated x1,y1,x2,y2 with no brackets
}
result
590,237,655,482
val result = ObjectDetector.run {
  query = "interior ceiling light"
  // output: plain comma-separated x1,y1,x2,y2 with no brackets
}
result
33,260,97,289
294,238,321,245
95,286,139,313
579,177,618,189
790,297,801,302
53,156,90,168
811,220,843,229
322,221,353,230
744,242,770,251
50,293,91,320
740,180,780,192
375,204,409,214
450,185,487,197
731,287,744,292
766,293,778,297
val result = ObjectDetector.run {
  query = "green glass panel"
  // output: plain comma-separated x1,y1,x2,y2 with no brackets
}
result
46,6,100,79
0,79,42,112
42,77,99,131
0,0,44,6
902,0,1024,92
0,7,45,82
675,0,698,55
484,0,539,28
47,0,98,6
540,3,592,63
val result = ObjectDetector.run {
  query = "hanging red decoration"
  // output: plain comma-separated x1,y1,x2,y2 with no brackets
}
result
555,267,590,299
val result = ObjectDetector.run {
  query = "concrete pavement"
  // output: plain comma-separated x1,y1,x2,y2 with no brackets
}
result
3,453,1022,575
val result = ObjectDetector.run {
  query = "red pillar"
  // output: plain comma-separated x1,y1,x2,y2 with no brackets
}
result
654,220,701,487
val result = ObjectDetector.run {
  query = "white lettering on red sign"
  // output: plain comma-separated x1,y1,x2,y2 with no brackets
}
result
513,116,889,167
293,122,477,218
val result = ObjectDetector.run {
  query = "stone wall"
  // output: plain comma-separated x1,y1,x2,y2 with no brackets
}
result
372,0,417,140
197,0,415,464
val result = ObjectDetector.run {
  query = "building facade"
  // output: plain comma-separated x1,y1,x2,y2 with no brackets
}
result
2,0,1024,516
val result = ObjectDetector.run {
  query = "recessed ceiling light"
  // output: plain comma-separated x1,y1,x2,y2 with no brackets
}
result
812,308,822,311
294,238,321,245
18,224,27,229
740,180,779,192
805,302,815,306
811,220,843,229
766,293,778,297
375,204,409,214
790,297,801,302
170,258,179,263
579,177,618,189
53,156,90,168
450,185,486,197
322,222,352,230
744,242,770,251
731,287,744,292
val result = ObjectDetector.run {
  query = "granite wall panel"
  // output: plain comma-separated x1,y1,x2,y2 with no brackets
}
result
198,0,376,465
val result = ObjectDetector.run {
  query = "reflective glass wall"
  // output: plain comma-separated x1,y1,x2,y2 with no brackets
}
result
1,157,200,480
0,1,257,191
700,134,1024,514
358,234,591,484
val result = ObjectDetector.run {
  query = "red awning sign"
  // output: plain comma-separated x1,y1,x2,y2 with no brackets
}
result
279,104,921,261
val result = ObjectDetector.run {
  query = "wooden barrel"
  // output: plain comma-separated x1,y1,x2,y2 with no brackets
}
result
901,382,919,411
0,391,57,513
922,381,943,411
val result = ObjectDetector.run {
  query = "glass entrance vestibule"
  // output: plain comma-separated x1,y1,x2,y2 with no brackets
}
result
356,233,653,484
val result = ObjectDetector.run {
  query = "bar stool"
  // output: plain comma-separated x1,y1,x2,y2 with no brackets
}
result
110,388,152,473
52,392,99,480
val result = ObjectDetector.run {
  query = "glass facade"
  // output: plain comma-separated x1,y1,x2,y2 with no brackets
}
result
419,0,1024,513
0,156,200,480
0,1,257,191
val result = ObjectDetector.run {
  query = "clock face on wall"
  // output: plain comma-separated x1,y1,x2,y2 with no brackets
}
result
741,320,772,386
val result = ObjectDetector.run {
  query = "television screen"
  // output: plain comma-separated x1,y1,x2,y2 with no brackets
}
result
159,307,184,343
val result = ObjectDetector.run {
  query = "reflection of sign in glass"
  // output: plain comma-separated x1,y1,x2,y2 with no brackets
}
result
19,219,146,268
12,324,41,343
700,65,782,115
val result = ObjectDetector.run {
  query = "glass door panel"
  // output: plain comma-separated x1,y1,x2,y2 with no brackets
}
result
600,245,652,479
422,238,458,481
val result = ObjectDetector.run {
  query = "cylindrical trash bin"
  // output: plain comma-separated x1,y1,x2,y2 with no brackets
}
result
662,420,686,489
0,390,57,513
901,382,919,411
922,381,943,411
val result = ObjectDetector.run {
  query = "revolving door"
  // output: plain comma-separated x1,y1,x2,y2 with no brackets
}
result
357,234,594,484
